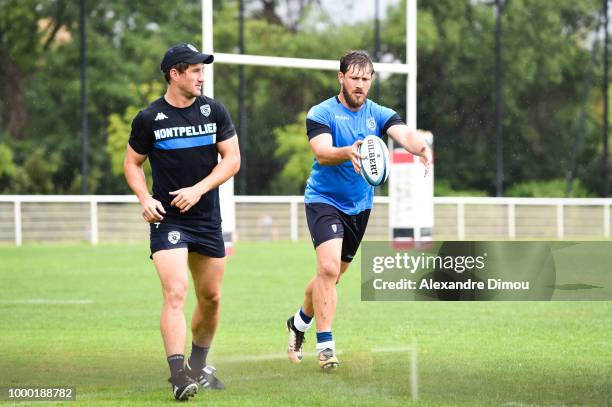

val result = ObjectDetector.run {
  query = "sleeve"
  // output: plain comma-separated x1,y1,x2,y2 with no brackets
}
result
128,111,154,155
305,105,331,140
382,113,404,135
374,104,405,136
214,101,236,142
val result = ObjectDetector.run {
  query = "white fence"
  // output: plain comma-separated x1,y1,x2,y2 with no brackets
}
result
0,195,610,245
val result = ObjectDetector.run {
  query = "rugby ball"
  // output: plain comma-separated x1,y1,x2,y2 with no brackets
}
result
359,135,390,186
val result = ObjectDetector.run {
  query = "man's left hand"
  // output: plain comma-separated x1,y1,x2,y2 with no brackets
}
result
419,144,433,178
169,186,204,213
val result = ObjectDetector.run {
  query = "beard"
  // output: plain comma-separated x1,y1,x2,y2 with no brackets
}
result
342,85,367,109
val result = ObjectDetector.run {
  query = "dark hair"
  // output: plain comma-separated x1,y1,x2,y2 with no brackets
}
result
163,62,190,83
340,50,374,75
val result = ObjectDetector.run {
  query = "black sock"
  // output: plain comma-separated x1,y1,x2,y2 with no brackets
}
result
188,342,209,371
167,354,184,378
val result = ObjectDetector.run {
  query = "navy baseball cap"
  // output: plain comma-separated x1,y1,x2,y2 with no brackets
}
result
160,43,214,72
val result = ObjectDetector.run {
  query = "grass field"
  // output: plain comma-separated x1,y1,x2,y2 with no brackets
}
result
0,242,611,406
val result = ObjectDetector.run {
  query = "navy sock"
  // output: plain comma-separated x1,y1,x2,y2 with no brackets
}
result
316,331,333,343
188,343,209,371
167,354,184,378
299,307,313,324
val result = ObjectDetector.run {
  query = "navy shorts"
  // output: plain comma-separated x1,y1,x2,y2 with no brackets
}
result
305,203,371,263
149,221,225,258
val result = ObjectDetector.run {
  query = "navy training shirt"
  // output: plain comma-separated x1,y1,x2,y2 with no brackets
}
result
129,95,236,229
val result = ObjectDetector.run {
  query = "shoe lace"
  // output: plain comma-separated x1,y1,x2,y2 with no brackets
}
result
293,327,305,350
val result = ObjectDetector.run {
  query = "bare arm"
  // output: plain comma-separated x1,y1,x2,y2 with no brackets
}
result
387,125,433,176
169,134,241,213
309,133,364,173
123,144,166,222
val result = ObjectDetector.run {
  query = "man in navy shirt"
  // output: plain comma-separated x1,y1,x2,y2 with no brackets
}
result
286,50,432,369
124,43,240,400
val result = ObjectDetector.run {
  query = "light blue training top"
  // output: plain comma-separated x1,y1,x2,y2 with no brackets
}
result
304,96,402,215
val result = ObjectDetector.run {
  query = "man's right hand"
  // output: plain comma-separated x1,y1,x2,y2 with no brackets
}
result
347,140,365,174
140,196,166,223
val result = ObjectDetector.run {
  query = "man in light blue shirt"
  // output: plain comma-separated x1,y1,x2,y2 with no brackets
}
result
304,90,399,214
285,50,432,369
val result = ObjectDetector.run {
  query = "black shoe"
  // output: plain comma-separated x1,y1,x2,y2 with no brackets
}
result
186,362,226,390
286,316,305,363
168,369,198,401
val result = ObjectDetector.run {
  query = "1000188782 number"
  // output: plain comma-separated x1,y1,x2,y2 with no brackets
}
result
4,387,75,401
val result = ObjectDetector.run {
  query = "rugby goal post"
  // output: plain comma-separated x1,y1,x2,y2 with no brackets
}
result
201,0,433,250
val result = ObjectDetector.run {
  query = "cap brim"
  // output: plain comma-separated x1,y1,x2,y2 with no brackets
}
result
185,53,214,65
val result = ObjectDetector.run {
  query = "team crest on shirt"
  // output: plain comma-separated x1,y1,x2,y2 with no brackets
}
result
168,231,181,244
200,104,211,117
367,117,376,130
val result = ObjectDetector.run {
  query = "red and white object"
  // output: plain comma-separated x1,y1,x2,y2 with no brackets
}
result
389,133,434,243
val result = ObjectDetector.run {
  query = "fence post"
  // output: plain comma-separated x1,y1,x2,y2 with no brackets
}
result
457,202,465,240
604,203,610,239
508,202,516,239
14,199,22,246
290,200,298,242
556,202,564,239
90,199,98,245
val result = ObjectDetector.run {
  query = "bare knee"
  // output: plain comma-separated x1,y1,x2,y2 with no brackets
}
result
163,283,188,310
197,289,221,309
318,259,340,281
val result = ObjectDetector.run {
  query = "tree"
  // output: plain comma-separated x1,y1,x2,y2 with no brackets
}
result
271,112,313,194
384,0,601,195
0,143,15,178
105,82,162,190
0,0,205,193
0,0,607,197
